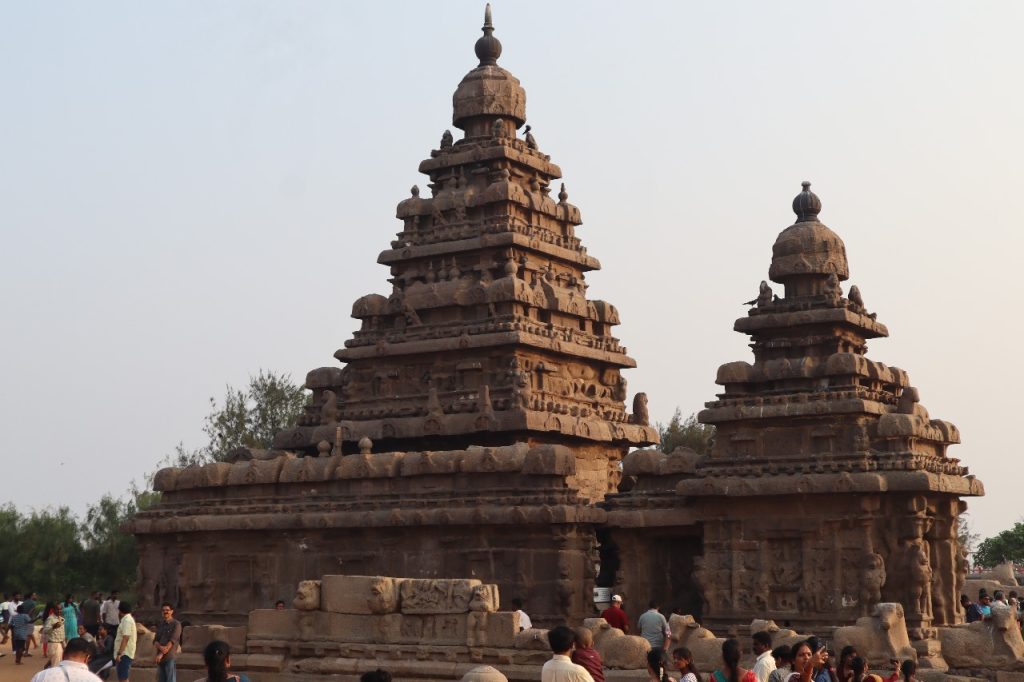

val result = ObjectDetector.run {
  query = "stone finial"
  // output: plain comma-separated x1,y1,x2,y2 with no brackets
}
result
440,129,454,150
792,181,822,222
358,436,373,454
475,4,502,66
411,185,420,197
558,183,568,204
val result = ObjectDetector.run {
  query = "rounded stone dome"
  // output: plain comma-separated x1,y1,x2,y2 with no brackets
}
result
461,666,509,682
452,5,526,130
769,182,849,283
453,65,526,130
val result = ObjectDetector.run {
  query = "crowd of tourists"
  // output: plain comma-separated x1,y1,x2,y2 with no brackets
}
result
0,590,187,682
7,587,1024,682
959,587,1024,623
537,619,917,682
534,594,937,682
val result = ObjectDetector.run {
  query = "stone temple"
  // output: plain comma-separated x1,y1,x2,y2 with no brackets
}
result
132,6,982,649
133,6,656,628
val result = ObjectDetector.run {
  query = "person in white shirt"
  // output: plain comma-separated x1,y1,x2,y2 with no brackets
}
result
511,597,532,631
752,631,776,682
542,625,595,682
29,637,101,682
100,592,120,629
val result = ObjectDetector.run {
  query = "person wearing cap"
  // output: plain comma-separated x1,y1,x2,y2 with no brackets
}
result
600,595,629,633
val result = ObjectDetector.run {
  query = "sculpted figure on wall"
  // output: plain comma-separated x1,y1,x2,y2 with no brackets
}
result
955,546,969,617
469,584,499,613
632,393,649,426
907,542,932,618
859,553,886,615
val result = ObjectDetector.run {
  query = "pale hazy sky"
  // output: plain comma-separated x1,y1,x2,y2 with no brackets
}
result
2,2,1022,540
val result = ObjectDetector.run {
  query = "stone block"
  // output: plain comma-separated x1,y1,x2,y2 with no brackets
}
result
232,653,285,672
322,575,401,614
248,609,298,639
182,625,247,653
514,628,550,650
396,613,467,645
467,611,518,648
324,613,402,644
400,578,481,614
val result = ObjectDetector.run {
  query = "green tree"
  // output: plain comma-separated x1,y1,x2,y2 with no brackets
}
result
974,520,1024,568
168,370,308,465
0,506,86,597
657,408,715,455
79,489,157,595
958,512,980,556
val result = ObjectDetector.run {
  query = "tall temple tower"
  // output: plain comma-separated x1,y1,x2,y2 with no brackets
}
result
607,183,983,638
133,6,655,627
273,5,656,500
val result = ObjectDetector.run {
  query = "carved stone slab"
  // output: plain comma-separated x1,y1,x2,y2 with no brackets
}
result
321,575,401,614
399,578,481,614
468,584,500,612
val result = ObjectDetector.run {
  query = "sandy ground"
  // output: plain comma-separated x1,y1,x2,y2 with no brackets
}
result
0,645,49,682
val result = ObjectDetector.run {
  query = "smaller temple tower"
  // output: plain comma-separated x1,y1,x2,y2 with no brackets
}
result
683,182,982,635
605,182,982,637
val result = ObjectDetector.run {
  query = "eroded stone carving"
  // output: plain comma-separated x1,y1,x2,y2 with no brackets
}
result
581,617,649,669
321,575,400,615
833,603,916,668
293,580,321,611
938,604,1024,668
400,578,481,614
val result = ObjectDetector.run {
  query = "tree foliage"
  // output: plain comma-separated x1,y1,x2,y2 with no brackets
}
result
0,371,305,599
169,370,308,465
657,407,715,456
974,520,1024,568
958,512,980,556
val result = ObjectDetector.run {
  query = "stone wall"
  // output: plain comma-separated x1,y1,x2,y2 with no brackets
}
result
131,444,603,627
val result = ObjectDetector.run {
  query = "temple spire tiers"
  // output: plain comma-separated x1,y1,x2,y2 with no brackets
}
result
604,182,981,639
686,182,980,634
273,4,656,500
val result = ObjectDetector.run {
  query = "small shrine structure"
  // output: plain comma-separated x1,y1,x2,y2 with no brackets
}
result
605,183,983,638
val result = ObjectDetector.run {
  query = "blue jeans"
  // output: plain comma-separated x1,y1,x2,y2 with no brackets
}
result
157,658,176,682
